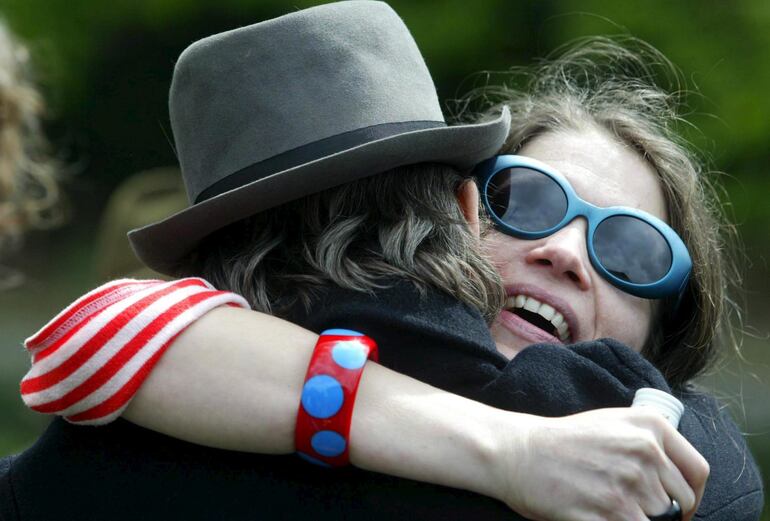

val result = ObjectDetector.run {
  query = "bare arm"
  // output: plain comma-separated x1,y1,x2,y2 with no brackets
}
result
124,306,707,521
124,307,504,498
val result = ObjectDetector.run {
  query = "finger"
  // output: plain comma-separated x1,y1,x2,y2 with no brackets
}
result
625,501,653,521
660,428,709,514
631,415,695,513
647,499,683,521
636,471,675,518
682,505,695,521
656,453,695,514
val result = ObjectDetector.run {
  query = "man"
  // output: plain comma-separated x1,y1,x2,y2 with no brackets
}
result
1,2,526,519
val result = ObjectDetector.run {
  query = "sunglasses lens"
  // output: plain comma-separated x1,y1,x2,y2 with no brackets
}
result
487,168,567,232
593,216,672,284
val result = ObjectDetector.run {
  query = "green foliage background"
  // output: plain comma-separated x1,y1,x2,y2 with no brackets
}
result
0,0,768,517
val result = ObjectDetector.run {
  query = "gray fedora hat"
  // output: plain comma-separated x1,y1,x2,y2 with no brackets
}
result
128,0,510,275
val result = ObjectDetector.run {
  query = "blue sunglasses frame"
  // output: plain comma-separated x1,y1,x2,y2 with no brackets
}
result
474,155,692,300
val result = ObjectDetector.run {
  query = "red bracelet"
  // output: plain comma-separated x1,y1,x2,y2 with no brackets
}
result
295,328,378,467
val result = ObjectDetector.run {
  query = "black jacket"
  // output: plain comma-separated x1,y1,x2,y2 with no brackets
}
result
0,280,763,520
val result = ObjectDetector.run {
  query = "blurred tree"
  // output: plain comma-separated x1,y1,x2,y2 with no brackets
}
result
2,1,767,214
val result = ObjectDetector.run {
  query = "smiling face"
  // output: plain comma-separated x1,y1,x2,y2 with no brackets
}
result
484,125,669,359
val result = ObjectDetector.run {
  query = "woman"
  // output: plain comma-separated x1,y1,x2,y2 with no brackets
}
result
14,37,762,520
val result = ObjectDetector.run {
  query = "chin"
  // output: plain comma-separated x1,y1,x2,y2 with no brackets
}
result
490,318,530,360
494,342,523,360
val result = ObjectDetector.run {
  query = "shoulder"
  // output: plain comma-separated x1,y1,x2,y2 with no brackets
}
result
297,278,499,353
677,386,764,520
0,455,19,521
678,385,750,444
289,279,508,392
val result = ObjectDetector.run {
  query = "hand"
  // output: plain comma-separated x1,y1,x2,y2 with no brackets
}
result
491,408,709,521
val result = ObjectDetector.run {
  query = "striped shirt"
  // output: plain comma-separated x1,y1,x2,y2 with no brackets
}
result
20,278,249,425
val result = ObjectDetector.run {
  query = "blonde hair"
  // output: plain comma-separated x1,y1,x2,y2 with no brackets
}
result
0,20,62,252
464,37,741,387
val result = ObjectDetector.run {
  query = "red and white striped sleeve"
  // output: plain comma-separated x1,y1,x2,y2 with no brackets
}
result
20,277,250,425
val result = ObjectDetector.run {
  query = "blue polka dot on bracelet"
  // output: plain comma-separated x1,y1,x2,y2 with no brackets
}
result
297,452,333,468
331,340,368,370
321,328,364,336
301,375,344,419
311,430,347,457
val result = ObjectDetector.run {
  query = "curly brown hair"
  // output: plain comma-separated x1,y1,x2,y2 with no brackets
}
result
195,164,505,323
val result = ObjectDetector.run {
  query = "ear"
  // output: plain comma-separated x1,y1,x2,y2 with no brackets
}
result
456,179,481,239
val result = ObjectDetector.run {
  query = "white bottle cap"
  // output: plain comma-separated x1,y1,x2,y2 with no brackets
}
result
632,388,684,428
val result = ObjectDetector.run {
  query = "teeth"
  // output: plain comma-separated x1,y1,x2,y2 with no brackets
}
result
556,321,569,337
505,294,572,342
551,313,564,328
523,297,540,312
539,304,555,321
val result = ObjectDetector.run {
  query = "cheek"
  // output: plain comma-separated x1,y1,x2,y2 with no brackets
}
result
481,231,524,274
596,289,654,352
481,232,504,264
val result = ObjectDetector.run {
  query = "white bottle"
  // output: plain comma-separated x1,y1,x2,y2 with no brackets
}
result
632,388,685,428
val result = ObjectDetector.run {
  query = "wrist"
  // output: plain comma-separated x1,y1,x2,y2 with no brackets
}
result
295,329,378,466
348,362,528,503
464,405,519,502
485,411,543,511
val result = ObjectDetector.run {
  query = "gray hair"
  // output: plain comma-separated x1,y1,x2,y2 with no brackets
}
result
193,163,505,322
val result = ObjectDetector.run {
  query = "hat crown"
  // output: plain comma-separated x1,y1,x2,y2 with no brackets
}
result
130,0,510,275
170,1,444,203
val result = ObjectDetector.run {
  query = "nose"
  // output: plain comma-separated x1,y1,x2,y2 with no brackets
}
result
525,219,592,291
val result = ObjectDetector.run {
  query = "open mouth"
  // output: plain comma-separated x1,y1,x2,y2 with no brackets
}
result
504,294,571,343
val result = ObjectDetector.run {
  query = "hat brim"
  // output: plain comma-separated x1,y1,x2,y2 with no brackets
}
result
129,106,511,276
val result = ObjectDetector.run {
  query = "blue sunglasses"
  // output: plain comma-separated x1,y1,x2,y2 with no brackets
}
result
474,155,691,299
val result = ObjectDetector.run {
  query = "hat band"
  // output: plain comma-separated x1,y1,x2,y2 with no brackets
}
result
194,120,446,203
